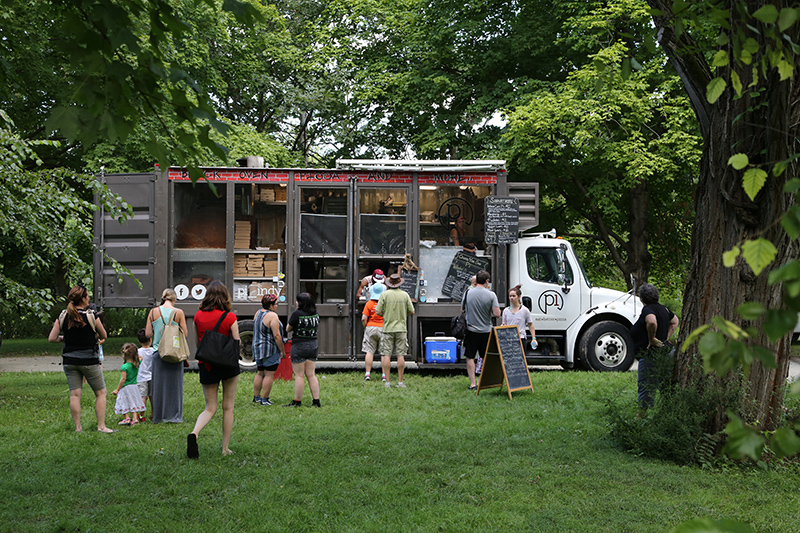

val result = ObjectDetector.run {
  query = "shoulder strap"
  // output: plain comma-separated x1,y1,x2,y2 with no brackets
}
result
211,311,229,333
85,310,97,333
59,309,96,333
196,311,230,353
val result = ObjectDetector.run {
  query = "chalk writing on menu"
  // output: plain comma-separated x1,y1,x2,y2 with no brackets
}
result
485,196,519,245
441,251,491,302
398,269,419,301
494,326,532,392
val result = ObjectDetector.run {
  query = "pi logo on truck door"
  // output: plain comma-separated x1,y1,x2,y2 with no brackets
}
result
538,291,564,314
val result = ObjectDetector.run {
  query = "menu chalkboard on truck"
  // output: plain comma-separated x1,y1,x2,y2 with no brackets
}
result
441,251,490,302
485,196,519,245
398,268,420,301
476,325,533,399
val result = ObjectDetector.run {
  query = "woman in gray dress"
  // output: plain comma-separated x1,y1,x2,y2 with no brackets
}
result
145,288,189,423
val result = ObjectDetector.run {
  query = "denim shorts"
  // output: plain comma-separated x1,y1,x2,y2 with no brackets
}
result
290,340,318,364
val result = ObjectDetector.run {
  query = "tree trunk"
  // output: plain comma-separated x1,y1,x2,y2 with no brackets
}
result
627,180,652,289
649,0,799,433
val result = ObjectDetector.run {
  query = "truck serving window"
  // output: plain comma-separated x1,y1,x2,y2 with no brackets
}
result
359,189,406,255
232,183,287,302
172,182,226,293
299,187,349,303
525,248,573,285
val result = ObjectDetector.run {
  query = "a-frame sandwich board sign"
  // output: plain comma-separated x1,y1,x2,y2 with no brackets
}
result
476,325,533,399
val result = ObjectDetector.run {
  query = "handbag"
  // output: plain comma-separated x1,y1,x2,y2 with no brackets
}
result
451,290,468,340
158,310,190,364
195,311,240,369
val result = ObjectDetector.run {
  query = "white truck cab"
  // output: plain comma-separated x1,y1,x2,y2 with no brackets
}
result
509,230,641,371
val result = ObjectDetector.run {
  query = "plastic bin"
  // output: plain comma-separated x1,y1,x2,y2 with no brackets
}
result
425,337,458,364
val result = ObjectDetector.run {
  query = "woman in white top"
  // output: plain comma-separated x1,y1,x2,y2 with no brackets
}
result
502,285,537,349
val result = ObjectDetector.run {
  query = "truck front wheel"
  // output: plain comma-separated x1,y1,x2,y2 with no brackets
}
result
237,319,257,371
578,321,634,372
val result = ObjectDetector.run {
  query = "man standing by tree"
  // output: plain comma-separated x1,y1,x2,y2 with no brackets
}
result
375,273,414,388
462,270,500,391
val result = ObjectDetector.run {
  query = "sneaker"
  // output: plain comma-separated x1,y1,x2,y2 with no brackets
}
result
384,382,391,388
311,399,321,407
283,400,302,407
253,396,261,403
364,374,371,381
261,398,273,406
381,375,387,382
396,382,407,388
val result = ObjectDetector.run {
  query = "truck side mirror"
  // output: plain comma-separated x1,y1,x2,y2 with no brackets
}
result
522,296,532,312
556,245,571,294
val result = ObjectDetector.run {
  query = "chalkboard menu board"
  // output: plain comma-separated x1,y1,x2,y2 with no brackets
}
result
485,196,519,245
300,214,347,254
398,269,419,301
441,251,491,301
475,326,533,399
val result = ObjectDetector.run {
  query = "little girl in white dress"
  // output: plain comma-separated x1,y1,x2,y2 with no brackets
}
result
112,343,146,425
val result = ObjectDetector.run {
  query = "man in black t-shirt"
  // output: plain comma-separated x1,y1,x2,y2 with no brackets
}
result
630,283,679,414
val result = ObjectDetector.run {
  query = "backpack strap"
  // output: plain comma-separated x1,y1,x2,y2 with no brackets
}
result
58,308,96,333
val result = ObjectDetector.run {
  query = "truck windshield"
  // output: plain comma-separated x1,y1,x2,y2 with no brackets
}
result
525,247,574,285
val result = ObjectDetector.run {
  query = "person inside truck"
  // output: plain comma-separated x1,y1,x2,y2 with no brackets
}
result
449,216,468,246
356,269,385,300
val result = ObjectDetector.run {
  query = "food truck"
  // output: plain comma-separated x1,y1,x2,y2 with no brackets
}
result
94,159,642,371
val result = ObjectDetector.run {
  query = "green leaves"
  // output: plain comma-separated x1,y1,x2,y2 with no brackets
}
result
727,153,748,169
741,238,776,276
751,5,779,25
706,77,726,103
723,412,765,460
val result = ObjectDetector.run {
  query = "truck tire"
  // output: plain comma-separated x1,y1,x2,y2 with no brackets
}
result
237,319,257,371
578,321,634,372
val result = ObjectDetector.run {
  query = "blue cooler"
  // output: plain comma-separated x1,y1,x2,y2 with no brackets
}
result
425,336,458,364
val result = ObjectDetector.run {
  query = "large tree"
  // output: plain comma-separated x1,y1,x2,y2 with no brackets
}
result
648,0,800,434
506,0,701,289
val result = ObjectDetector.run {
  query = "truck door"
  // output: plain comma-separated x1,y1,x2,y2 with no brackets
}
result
353,185,410,359
296,184,352,358
93,172,157,308
521,245,583,332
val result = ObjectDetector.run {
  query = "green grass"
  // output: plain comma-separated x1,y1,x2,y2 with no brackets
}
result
0,337,137,357
0,369,798,532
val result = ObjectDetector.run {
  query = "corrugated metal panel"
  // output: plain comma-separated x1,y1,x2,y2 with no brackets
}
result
508,182,539,233
94,173,157,308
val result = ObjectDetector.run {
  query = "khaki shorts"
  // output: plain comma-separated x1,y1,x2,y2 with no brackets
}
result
379,331,408,357
361,326,382,355
137,380,152,397
63,364,106,392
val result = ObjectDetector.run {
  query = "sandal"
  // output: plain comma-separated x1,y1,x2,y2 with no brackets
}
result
118,419,132,425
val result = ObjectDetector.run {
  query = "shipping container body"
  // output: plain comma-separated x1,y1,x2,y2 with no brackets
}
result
94,161,538,367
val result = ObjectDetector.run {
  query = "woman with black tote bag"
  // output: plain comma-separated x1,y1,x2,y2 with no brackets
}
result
187,281,240,458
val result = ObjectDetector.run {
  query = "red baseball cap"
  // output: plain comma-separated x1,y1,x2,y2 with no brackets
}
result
373,269,385,280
